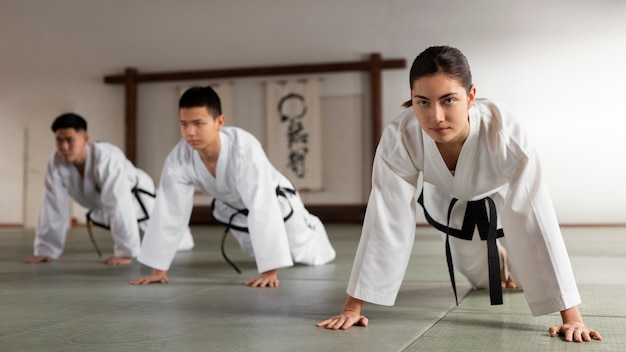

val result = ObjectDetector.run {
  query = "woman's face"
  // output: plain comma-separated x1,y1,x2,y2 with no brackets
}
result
411,73,476,146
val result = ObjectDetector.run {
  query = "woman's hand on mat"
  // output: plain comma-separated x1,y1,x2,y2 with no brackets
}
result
317,296,368,330
104,256,132,266
549,306,602,342
244,269,279,288
130,269,169,285
22,255,53,264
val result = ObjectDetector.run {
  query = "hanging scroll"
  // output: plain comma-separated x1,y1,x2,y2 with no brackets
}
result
265,79,323,191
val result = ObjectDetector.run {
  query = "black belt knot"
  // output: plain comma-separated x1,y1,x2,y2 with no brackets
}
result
213,185,297,273
418,191,504,306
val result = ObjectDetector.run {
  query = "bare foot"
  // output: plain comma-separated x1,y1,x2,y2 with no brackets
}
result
499,246,518,288
503,277,518,289
104,256,132,266
22,255,53,264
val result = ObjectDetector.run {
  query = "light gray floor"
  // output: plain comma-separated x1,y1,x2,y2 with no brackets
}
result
1,225,624,351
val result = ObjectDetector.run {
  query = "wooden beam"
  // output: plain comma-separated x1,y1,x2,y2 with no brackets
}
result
104,57,405,84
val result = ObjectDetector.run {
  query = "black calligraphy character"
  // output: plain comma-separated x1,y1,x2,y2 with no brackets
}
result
277,93,309,178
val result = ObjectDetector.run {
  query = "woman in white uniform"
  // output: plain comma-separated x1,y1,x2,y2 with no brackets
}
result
317,46,602,343
23,113,194,266
130,86,335,287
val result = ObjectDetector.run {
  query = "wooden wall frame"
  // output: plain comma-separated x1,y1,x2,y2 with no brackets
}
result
104,53,406,223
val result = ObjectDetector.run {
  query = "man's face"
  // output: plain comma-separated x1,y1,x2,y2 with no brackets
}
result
179,106,224,153
55,128,89,164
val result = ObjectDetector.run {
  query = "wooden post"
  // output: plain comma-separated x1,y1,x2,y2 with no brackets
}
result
124,68,138,164
368,53,383,160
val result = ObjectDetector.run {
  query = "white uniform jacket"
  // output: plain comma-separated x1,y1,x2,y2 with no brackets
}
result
139,127,321,273
35,142,154,259
347,98,581,316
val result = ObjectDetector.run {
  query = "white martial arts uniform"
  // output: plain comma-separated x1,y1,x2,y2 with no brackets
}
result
34,141,194,259
347,98,581,316
138,127,336,273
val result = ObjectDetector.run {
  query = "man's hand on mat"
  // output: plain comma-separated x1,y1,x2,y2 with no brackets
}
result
317,311,369,330
130,269,169,285
22,255,53,264
104,256,132,266
244,269,279,288
317,295,367,330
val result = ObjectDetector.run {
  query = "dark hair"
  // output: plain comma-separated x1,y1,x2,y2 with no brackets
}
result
51,113,87,132
402,46,473,108
179,86,222,118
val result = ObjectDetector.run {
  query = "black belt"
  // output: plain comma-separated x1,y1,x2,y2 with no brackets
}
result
85,179,156,257
418,191,503,306
212,185,297,273
132,185,156,223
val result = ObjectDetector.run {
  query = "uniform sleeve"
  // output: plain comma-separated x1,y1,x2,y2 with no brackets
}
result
97,153,141,258
34,161,71,259
501,145,581,316
347,124,421,306
235,145,294,273
137,151,195,271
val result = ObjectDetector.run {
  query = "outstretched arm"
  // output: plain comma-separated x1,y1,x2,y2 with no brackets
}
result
316,295,368,330
235,144,294,277
137,144,196,276
32,160,72,260
549,306,602,342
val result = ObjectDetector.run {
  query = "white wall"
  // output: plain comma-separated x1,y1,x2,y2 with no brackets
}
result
1,0,624,226
0,121,24,224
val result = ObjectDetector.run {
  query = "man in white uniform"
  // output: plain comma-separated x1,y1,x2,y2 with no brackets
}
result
131,86,335,287
318,46,602,343
23,113,194,266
